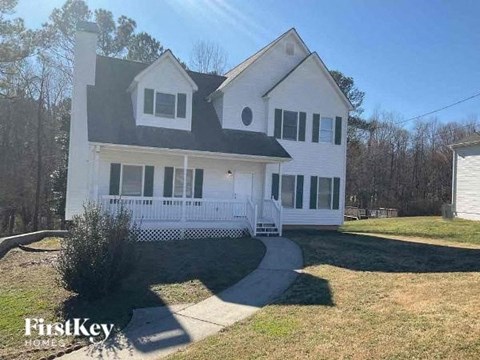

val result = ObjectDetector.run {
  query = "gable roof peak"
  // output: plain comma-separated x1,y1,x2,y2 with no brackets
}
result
208,28,310,98
128,50,198,92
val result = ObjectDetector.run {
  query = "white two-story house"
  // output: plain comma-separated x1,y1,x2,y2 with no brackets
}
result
65,22,353,240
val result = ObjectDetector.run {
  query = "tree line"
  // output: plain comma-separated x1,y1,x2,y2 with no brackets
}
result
0,0,476,235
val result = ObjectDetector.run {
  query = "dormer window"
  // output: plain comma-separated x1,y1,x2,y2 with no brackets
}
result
155,92,175,118
143,89,186,119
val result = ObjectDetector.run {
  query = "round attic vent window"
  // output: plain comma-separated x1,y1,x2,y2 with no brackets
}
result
241,107,253,126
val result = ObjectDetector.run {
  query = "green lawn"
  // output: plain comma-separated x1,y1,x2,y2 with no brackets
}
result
0,236,265,360
340,216,480,244
171,231,480,360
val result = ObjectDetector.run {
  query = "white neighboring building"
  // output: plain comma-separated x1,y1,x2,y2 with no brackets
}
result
451,133,480,220
65,22,353,240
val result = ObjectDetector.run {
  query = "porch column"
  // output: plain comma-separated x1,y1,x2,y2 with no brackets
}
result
278,161,283,236
181,155,188,225
92,145,100,201
278,162,282,204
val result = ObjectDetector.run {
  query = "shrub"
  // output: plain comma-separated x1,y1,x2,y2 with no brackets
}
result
56,202,137,300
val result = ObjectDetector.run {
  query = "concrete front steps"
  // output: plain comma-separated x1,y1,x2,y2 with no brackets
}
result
256,221,279,237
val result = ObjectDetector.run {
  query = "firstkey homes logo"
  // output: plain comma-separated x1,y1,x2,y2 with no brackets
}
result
24,318,114,348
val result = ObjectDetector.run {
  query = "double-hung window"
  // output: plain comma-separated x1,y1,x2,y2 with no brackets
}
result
143,89,186,119
281,175,296,208
317,177,332,209
155,92,176,117
282,111,298,141
320,117,334,143
309,176,340,210
274,109,306,141
121,165,143,196
173,168,194,198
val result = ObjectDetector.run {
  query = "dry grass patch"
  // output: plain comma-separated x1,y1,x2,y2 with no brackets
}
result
340,216,480,245
0,236,264,360
171,231,480,360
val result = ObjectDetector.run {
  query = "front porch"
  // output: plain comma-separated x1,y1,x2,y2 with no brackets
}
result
92,144,288,241
101,196,282,240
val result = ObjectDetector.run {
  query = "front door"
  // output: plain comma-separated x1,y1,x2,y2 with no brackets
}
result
233,173,253,217
234,172,253,200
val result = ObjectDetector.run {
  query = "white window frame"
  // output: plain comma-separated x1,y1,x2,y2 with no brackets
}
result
281,174,297,209
280,110,300,141
317,177,333,209
119,164,145,197
155,91,176,118
319,117,334,144
173,167,195,198
144,89,178,118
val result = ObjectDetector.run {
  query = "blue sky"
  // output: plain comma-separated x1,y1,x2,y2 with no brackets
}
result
16,0,480,124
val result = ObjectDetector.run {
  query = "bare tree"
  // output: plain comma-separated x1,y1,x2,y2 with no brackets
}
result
189,40,228,75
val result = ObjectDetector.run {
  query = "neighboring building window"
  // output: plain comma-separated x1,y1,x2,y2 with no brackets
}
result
241,107,253,126
281,175,295,208
282,110,298,140
317,177,332,209
121,165,143,196
173,168,194,198
155,92,176,117
320,117,334,143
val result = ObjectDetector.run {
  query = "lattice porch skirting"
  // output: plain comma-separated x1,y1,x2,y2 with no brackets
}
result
136,227,249,241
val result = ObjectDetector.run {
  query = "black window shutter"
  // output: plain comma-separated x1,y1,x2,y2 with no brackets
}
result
163,167,174,197
333,177,340,209
271,173,279,200
335,116,342,145
109,163,121,195
143,166,154,197
312,114,320,142
177,93,187,118
296,175,304,209
144,88,154,114
194,169,204,198
310,176,318,209
299,112,306,141
274,109,282,138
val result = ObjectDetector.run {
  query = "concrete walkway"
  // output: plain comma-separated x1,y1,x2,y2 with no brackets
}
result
61,237,303,360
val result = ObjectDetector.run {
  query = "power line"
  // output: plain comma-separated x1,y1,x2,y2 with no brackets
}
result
395,91,480,125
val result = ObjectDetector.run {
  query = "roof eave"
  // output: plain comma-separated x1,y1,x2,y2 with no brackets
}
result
89,141,292,162
450,140,480,149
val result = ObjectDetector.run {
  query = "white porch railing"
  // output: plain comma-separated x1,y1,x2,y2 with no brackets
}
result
100,196,281,237
246,199,258,236
262,199,283,236
100,196,255,232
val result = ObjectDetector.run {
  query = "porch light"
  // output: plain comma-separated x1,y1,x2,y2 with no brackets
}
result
227,170,233,177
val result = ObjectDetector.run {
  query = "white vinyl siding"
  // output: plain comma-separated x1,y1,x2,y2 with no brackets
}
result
454,145,480,220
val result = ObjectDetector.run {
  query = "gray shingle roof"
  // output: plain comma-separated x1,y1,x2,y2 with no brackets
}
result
450,132,480,148
87,56,290,159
